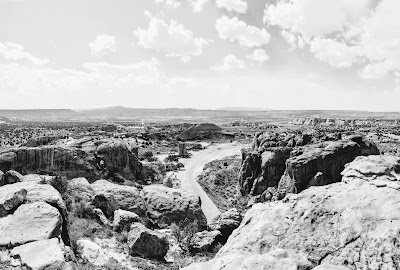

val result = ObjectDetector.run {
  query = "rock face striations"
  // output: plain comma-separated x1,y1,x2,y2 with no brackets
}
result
184,155,400,270
239,132,379,199
0,138,142,183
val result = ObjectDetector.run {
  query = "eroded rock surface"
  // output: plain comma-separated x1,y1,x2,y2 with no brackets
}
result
0,202,62,246
142,185,207,229
185,155,400,270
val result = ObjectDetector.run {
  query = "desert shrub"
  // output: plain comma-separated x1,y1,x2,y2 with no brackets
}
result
164,154,179,163
140,150,158,162
171,219,199,254
142,162,166,182
50,175,69,195
163,175,174,188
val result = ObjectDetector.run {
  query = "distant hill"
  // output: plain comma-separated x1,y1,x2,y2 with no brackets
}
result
216,107,270,111
0,109,82,121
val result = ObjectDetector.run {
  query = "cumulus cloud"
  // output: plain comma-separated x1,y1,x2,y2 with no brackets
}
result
0,42,49,66
190,0,209,13
247,49,269,63
310,38,361,68
216,16,270,47
211,54,245,71
155,0,180,8
134,17,210,57
216,0,248,13
89,35,116,57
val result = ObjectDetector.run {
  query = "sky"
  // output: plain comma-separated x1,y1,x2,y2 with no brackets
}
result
0,0,399,111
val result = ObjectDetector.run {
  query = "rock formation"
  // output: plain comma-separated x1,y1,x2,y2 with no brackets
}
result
176,123,222,141
0,138,142,183
184,155,400,270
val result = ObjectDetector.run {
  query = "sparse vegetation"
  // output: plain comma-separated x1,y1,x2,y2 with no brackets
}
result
171,219,199,254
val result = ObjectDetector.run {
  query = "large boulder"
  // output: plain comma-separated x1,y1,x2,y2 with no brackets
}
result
191,230,222,253
184,155,400,270
142,185,207,229
128,223,169,260
0,202,62,246
277,136,379,195
0,184,27,217
76,239,113,266
113,209,140,232
208,208,242,242
91,180,146,216
2,170,25,185
11,238,65,270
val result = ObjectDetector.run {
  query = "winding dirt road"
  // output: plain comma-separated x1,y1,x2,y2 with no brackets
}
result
177,142,246,223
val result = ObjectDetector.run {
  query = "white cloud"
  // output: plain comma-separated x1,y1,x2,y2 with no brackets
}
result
89,35,116,57
215,16,270,47
216,0,248,13
0,42,49,66
190,0,209,13
264,0,373,39
310,38,361,68
211,54,245,71
134,17,210,57
247,49,269,63
155,0,180,8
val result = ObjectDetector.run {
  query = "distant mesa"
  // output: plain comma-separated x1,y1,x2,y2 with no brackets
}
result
176,123,222,141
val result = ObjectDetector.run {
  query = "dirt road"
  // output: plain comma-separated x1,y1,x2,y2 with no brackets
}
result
176,142,246,223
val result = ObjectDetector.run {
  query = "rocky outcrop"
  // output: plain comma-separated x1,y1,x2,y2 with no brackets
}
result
0,202,62,246
191,230,222,253
91,180,146,216
208,208,242,242
185,155,400,270
0,184,27,217
142,185,207,229
183,248,313,270
1,170,25,186
113,209,140,232
277,136,379,195
128,223,169,260
0,138,142,183
176,123,222,141
11,238,65,270
239,147,291,196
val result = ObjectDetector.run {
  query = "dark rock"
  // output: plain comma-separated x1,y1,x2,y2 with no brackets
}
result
128,223,169,260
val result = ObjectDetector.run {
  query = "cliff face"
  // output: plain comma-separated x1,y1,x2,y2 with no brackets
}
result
184,155,400,270
278,136,379,195
0,139,142,182
238,147,291,196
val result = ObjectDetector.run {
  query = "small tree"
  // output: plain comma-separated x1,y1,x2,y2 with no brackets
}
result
171,218,198,254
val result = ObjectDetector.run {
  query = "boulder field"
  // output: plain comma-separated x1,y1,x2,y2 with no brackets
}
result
184,155,400,270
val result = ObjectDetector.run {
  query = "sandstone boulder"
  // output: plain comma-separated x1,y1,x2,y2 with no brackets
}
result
0,184,27,217
176,123,222,141
113,209,140,232
142,185,207,229
0,202,62,246
91,180,146,216
191,230,222,253
11,238,65,270
3,170,25,185
76,239,113,266
185,155,400,269
128,223,169,260
208,208,242,242
22,174,44,184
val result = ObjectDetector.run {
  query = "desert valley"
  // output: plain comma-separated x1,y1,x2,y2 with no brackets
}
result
0,107,400,270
